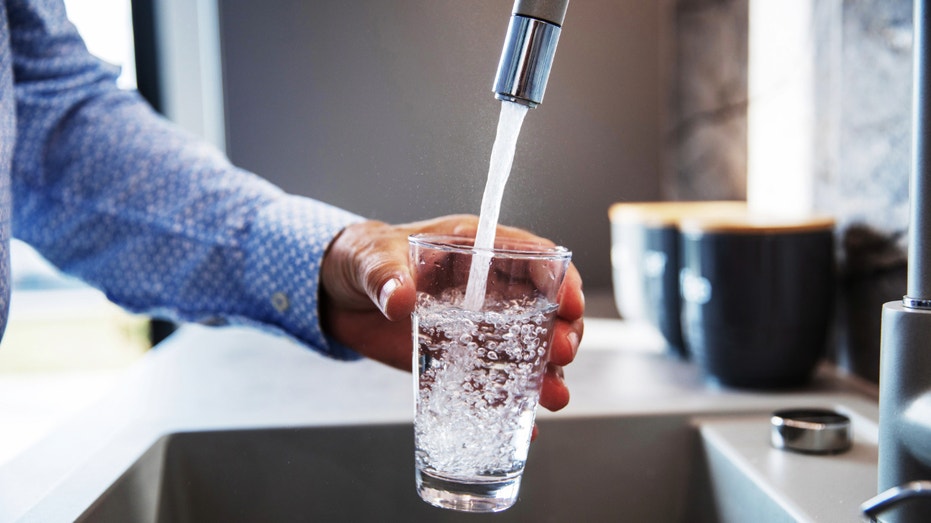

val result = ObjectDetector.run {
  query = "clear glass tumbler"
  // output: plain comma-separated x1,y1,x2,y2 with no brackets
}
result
409,233,571,513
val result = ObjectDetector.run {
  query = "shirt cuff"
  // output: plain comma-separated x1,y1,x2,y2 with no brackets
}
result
241,194,365,360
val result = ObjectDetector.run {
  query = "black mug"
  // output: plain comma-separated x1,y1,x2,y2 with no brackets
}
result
609,202,746,358
679,215,835,388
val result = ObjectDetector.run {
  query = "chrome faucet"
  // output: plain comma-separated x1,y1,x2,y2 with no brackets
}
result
862,0,931,521
493,0,569,108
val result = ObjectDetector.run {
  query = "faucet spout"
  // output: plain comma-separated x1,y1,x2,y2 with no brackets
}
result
908,0,931,304
493,0,569,108
873,1,931,521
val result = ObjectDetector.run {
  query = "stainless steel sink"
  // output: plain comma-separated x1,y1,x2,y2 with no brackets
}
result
73,400,881,523
79,416,724,522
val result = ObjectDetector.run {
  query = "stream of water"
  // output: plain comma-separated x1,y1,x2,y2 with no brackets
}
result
462,101,530,311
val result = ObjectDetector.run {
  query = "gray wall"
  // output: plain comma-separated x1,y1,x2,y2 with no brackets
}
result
217,0,670,290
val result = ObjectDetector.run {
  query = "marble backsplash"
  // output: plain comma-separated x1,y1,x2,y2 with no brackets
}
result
667,0,748,201
669,0,913,382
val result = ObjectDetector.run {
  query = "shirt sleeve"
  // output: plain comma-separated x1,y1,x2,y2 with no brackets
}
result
7,0,364,359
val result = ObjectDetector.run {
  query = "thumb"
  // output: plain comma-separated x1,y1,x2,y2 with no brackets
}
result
354,240,416,321
322,221,416,320
370,269,416,321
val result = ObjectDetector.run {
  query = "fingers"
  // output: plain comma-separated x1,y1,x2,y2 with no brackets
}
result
409,214,550,246
493,220,554,243
398,214,479,237
549,317,583,366
558,263,585,321
538,363,569,411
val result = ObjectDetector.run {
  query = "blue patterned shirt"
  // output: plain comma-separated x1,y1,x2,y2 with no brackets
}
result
0,0,364,359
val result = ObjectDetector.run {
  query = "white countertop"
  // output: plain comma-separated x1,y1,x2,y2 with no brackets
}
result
0,318,880,522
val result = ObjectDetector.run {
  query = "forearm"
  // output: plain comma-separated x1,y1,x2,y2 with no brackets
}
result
9,0,364,356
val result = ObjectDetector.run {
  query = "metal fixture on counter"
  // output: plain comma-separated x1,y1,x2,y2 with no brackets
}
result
770,409,851,455
866,0,931,520
493,0,569,108
862,482,931,522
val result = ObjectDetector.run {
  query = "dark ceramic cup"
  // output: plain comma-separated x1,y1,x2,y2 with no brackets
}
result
609,202,746,358
678,215,835,388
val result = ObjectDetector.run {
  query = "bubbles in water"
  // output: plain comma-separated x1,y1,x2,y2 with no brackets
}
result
414,290,557,481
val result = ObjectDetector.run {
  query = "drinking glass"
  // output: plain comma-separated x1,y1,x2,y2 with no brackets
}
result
409,233,571,512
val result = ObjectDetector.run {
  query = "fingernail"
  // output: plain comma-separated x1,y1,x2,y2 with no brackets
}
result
378,278,402,316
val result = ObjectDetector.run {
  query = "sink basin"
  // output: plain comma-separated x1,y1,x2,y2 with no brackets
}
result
78,408,879,522
80,416,720,522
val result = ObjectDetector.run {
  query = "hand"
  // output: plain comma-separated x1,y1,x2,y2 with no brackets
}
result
319,215,584,412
